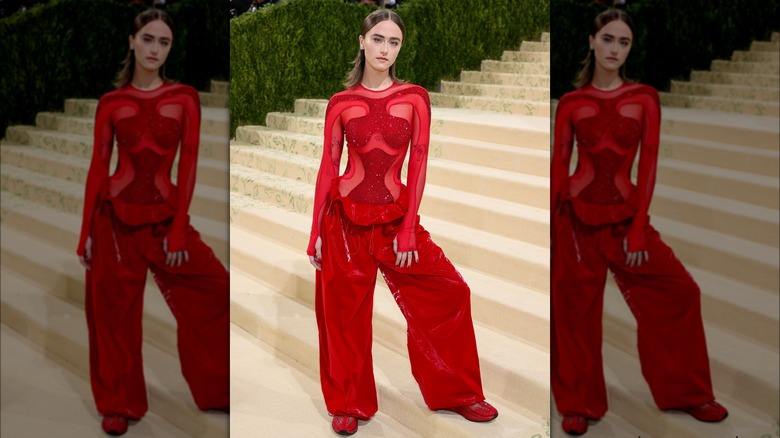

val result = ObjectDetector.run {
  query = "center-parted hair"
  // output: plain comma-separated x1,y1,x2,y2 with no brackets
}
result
115,8,176,89
574,8,635,89
344,9,406,89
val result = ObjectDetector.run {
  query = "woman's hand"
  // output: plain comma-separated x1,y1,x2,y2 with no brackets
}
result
163,237,190,267
79,236,93,270
623,237,649,268
393,236,419,268
308,236,322,270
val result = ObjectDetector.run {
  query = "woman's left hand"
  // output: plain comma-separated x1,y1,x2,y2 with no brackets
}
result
393,236,419,268
164,237,190,267
623,238,649,268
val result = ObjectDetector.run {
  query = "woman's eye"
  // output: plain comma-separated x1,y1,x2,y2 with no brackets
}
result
390,41,399,47
373,37,382,43
143,36,153,42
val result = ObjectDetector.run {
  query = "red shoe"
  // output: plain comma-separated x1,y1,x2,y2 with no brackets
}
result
444,400,499,422
680,400,728,422
332,415,358,435
101,415,128,436
562,415,588,435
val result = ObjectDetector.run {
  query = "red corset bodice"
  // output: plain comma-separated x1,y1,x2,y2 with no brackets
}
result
307,82,431,254
551,82,661,250
77,82,202,255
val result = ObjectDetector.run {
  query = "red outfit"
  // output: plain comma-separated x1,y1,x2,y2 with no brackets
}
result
308,83,485,418
550,83,715,418
77,83,229,418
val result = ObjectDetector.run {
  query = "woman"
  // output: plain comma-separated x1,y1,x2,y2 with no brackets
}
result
550,9,728,436
77,9,229,436
306,9,498,436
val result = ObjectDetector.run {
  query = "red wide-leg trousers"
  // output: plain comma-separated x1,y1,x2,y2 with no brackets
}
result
85,202,229,418
551,206,714,419
315,195,485,420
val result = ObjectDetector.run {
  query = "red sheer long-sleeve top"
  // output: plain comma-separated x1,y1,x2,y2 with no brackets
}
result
551,82,661,251
307,82,431,255
76,82,201,255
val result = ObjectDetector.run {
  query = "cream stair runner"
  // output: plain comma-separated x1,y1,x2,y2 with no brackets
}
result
229,34,552,437
551,34,780,437
0,80,231,437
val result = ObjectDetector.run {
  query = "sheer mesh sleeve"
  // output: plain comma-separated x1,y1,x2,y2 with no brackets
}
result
165,87,201,252
77,97,115,256
626,87,661,252
307,98,345,255
551,95,576,216
395,89,430,252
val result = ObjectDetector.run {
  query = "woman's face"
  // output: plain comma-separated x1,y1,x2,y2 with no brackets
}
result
359,19,403,75
129,20,173,75
589,19,632,73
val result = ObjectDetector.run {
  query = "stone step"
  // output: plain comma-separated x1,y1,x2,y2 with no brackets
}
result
731,50,780,63
268,107,550,150
210,80,229,95
53,102,229,138
689,70,779,88
0,324,196,438
500,50,549,63
228,204,549,345
660,92,780,117
541,32,549,42
439,81,550,102
519,40,549,52
480,60,550,75
0,266,229,437
0,191,228,277
773,32,780,43
199,91,228,108
2,124,229,162
229,143,548,212
234,125,549,176
660,107,778,151
460,71,549,88
229,324,423,438
750,40,780,51
711,59,779,75
0,162,229,226
655,157,778,209
650,184,779,247
229,168,548,290
430,93,550,116
659,133,779,177
229,268,548,435
603,283,779,420
654,215,778,292
552,341,776,437
685,265,779,351
670,81,780,102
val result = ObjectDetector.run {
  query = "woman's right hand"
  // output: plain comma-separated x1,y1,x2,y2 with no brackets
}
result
79,236,92,270
308,236,322,270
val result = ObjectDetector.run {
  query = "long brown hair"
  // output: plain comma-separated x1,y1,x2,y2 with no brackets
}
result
344,9,406,89
574,8,635,89
114,9,176,88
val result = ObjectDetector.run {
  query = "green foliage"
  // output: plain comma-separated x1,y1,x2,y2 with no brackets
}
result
0,0,229,135
230,0,550,134
551,0,780,99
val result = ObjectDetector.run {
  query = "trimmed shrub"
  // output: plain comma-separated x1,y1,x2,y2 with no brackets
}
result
230,0,550,134
0,0,229,135
551,0,780,99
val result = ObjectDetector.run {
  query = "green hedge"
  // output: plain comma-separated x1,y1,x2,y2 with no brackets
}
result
230,0,550,134
551,0,780,99
0,0,229,135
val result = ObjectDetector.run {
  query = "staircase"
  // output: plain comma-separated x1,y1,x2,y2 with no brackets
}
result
229,34,551,437
430,33,551,117
660,32,780,117
0,80,231,437
552,35,780,437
